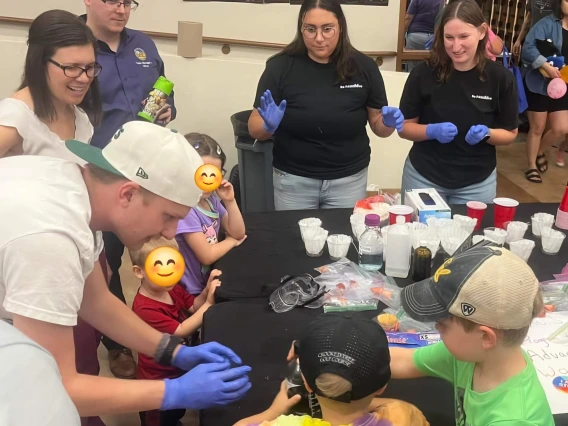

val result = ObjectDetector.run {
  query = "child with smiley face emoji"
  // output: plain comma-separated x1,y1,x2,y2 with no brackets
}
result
129,236,221,426
175,133,247,296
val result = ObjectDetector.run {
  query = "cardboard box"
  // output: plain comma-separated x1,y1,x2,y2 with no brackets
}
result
404,188,451,224
177,21,203,58
387,331,441,348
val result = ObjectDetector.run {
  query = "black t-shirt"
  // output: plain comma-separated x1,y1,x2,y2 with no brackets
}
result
253,50,388,180
399,60,518,189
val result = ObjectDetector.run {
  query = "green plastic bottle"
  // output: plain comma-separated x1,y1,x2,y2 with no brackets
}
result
138,76,174,122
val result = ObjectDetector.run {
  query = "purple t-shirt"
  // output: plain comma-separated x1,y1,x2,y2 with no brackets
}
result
175,196,227,295
407,0,444,34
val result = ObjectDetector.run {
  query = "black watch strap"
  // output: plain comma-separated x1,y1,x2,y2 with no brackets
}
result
157,335,184,366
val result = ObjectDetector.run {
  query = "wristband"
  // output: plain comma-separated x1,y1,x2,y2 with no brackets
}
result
154,334,184,366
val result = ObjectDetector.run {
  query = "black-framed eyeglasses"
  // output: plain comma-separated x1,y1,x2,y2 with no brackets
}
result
302,26,336,39
101,0,139,10
48,59,103,78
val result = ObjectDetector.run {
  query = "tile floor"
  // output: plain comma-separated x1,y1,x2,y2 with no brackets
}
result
97,140,567,426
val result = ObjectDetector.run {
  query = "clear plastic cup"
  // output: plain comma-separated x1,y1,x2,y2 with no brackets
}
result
541,228,566,255
483,227,508,246
298,218,322,241
509,239,535,262
531,213,555,237
327,234,352,261
504,221,529,244
304,228,328,257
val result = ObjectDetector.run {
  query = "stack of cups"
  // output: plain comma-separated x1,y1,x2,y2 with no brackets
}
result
556,181,568,230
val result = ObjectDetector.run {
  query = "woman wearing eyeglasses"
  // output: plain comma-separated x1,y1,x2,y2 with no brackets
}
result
0,10,101,162
248,0,404,211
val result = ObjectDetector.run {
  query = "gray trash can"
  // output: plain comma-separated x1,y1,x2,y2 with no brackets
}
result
230,110,275,213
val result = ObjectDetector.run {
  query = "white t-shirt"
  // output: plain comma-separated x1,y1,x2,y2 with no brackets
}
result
0,320,80,425
0,98,93,164
0,156,104,326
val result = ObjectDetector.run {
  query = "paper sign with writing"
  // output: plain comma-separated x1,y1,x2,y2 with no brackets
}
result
523,313,568,414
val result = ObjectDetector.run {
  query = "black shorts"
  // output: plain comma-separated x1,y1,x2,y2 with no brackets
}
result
525,79,568,113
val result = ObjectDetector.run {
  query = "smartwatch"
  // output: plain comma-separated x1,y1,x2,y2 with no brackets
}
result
480,129,491,143
156,334,184,366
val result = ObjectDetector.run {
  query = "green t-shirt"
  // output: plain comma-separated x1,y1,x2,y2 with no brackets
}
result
413,342,555,426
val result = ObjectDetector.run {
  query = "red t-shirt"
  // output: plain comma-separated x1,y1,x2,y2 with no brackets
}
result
132,285,196,381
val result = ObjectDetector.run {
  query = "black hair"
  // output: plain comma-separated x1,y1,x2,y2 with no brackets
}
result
18,9,102,126
278,0,359,82
551,0,565,18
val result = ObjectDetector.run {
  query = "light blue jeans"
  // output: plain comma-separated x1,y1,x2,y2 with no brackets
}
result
405,32,433,73
273,167,368,211
401,158,497,205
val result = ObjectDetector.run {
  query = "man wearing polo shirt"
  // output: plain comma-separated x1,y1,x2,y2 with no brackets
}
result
84,0,176,378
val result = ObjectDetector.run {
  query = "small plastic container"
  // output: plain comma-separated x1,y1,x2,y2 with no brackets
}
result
509,239,535,262
531,213,554,237
304,228,328,257
505,221,529,244
327,234,352,261
541,228,566,255
483,227,508,246
298,218,322,241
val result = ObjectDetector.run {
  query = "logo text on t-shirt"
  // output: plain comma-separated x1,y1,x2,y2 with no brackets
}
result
340,84,363,89
471,94,492,101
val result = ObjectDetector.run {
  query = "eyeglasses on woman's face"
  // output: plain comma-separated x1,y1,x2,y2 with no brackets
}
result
302,25,337,39
48,59,103,78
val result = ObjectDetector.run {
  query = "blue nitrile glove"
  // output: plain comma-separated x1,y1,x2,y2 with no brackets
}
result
381,106,404,132
257,90,286,134
161,361,252,410
465,125,489,145
172,342,243,371
426,123,458,144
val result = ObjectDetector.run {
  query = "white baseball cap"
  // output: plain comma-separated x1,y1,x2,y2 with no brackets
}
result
65,121,203,207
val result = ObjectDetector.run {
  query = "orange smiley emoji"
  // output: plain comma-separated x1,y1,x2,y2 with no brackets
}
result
194,164,223,192
144,247,185,287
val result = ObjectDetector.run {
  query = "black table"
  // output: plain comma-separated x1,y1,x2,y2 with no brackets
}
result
202,203,568,426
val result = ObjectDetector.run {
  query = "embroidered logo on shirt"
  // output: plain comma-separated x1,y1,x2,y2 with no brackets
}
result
340,83,363,89
471,94,492,100
134,48,147,61
461,303,476,316
136,167,149,179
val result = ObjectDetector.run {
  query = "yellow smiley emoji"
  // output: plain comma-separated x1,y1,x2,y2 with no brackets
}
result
194,164,223,192
144,247,185,287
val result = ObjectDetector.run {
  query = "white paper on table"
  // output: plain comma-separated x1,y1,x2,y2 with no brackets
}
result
522,313,568,414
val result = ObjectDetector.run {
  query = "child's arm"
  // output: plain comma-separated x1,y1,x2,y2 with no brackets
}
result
217,180,246,239
233,381,301,426
184,232,246,266
193,269,222,311
174,283,219,338
389,347,425,379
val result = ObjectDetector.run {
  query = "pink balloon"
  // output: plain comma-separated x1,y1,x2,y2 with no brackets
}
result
548,78,567,99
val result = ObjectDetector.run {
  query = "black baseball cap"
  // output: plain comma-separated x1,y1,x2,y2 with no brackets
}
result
401,246,539,329
298,313,391,403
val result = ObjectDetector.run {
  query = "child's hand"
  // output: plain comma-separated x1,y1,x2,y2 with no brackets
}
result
270,380,301,415
207,279,221,305
207,269,222,287
216,180,235,202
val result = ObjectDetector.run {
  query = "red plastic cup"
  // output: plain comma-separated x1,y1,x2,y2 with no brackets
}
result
466,201,487,231
389,205,414,224
493,198,519,229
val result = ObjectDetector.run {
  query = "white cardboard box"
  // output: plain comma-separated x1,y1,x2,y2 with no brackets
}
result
404,188,451,223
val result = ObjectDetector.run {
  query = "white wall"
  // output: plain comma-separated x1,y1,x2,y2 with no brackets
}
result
0,0,400,52
0,6,411,189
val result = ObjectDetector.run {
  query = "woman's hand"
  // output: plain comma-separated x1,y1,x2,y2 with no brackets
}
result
258,90,286,134
217,180,235,203
542,62,562,79
381,106,404,132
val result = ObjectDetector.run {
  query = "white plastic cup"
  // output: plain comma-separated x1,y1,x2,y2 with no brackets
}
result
531,213,554,237
298,218,322,241
483,227,508,246
505,221,529,244
509,239,535,262
541,228,566,255
327,234,352,261
304,228,328,257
